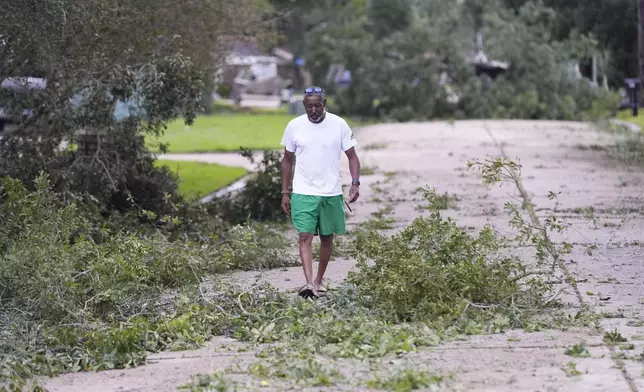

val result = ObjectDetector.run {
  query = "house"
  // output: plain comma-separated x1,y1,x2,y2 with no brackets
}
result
218,43,311,97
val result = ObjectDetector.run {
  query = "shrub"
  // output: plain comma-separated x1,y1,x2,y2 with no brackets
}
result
208,148,285,224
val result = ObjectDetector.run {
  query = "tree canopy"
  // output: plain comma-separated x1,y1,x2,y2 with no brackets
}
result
0,0,635,214
0,0,273,213
271,0,626,121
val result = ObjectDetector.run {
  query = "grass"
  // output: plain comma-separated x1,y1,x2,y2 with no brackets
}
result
146,110,369,154
615,110,644,129
147,114,294,153
155,160,247,200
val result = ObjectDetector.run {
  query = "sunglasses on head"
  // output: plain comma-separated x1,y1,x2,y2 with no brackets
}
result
304,86,325,95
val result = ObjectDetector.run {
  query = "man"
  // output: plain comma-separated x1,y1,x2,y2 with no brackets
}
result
279,86,361,298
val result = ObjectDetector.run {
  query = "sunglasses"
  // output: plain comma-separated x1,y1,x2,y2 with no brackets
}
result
304,86,325,95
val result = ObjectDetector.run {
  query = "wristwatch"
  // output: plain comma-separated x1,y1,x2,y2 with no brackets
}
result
351,178,360,186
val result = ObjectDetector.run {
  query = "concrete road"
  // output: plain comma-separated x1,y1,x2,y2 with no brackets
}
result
44,120,644,392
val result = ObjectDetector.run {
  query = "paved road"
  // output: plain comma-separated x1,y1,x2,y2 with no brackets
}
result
45,120,644,391
156,152,261,172
217,94,283,109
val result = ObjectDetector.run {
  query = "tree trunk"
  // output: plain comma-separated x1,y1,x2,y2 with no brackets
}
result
592,53,597,86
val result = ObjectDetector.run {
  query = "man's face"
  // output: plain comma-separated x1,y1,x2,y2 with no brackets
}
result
303,95,326,123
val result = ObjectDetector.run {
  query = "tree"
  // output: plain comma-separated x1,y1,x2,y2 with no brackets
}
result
303,0,618,121
368,0,412,39
267,0,365,60
502,0,638,86
0,0,273,214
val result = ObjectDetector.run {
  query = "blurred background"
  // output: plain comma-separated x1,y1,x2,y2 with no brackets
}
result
214,0,639,122
0,0,641,212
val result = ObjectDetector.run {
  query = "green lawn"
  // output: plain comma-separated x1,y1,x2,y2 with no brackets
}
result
616,110,644,129
155,160,247,200
146,111,369,153
147,114,293,153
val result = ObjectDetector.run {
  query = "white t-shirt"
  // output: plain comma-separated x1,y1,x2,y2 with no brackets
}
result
280,112,357,196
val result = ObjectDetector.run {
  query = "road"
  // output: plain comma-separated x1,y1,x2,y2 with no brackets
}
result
44,120,644,391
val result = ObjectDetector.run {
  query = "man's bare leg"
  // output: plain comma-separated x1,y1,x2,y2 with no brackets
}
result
314,234,333,291
298,233,315,287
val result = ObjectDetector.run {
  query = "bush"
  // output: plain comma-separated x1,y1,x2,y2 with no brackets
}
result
208,148,285,224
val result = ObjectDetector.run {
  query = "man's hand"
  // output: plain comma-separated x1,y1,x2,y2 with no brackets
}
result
348,184,360,203
281,194,291,216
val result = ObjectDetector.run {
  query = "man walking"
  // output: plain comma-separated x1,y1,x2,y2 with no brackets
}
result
279,86,361,298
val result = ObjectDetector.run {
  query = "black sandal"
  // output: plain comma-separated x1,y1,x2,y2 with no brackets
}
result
298,284,317,299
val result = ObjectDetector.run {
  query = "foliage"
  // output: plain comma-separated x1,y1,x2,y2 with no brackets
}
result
0,153,594,389
0,0,274,216
565,342,592,358
285,0,624,121
347,205,542,324
466,156,575,273
249,354,341,387
0,174,296,387
502,0,638,86
180,371,238,391
208,149,285,224
366,369,443,391
368,0,412,39
457,2,621,121
267,0,361,59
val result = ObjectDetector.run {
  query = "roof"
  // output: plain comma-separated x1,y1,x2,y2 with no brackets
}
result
225,54,280,66
1,77,47,92
231,43,263,57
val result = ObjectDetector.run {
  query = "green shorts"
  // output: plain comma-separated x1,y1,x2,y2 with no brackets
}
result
290,193,346,236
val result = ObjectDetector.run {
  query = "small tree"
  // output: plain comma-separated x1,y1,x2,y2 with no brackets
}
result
0,0,273,214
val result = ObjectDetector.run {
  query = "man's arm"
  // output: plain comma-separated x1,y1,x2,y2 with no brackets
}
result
340,119,360,202
340,120,359,183
281,149,295,192
280,148,294,215
344,147,360,183
280,123,296,193
345,147,361,202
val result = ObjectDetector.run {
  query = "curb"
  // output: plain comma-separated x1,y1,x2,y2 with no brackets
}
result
609,119,641,133
198,175,251,204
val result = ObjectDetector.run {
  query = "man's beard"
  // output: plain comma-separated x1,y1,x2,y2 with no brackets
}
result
308,111,325,123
